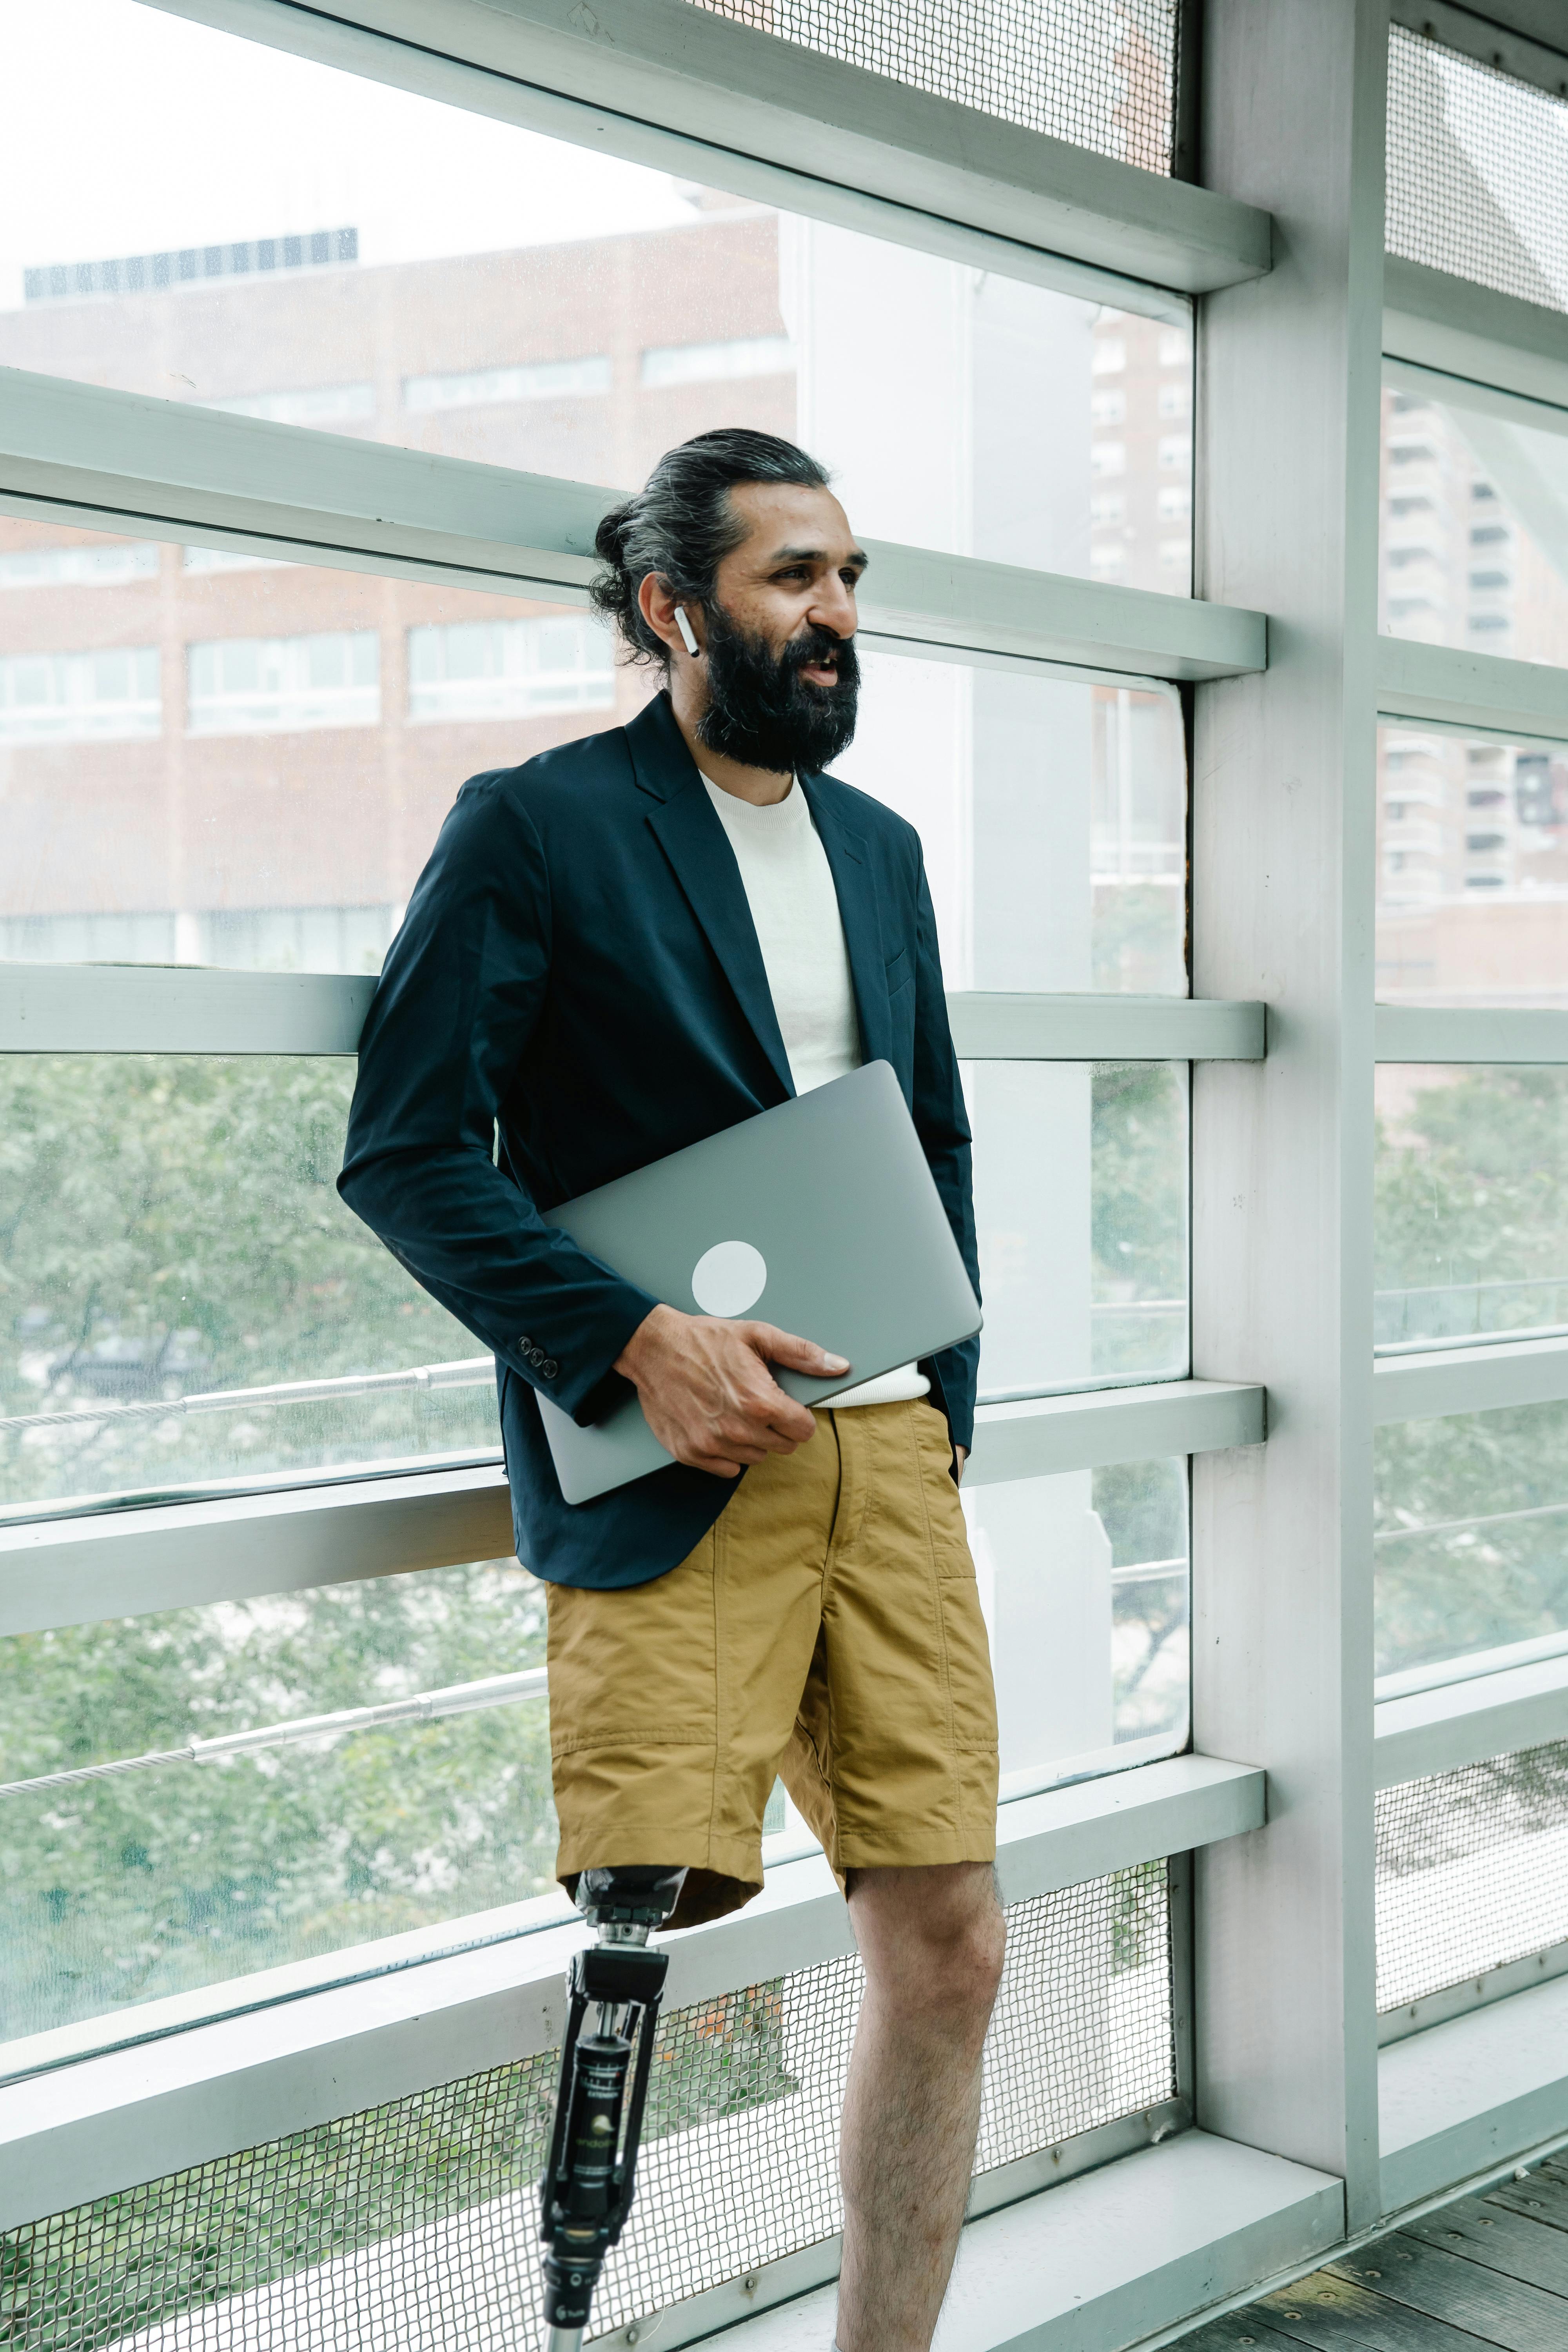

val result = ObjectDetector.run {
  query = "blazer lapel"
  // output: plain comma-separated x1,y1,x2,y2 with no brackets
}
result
800,775,894,1072
629,702,795,1100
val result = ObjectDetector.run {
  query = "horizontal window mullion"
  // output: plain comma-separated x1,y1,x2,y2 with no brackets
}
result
0,1381,1264,1633
966,1379,1264,1486
1376,1007,1568,1063
1376,632,1568,747
953,993,1264,1061
1383,258,1568,414
2,971,1269,1061
141,0,1271,301
1375,1647,1568,1790
1373,1333,1568,1425
0,368,1268,685
0,963,374,1055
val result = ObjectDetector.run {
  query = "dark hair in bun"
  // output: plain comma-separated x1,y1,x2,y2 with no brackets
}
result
589,428,831,669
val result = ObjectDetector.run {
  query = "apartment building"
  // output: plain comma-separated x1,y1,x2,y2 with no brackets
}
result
0,196,1191,973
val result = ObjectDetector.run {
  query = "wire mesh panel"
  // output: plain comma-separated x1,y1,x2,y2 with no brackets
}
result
0,1865,1174,2352
686,0,1181,174
1377,1740,1568,2013
1387,23,1568,313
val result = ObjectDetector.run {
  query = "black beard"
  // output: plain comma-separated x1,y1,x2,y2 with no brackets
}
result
694,605,860,774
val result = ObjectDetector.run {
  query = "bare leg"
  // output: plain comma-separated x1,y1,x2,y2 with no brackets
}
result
836,1862,1006,2352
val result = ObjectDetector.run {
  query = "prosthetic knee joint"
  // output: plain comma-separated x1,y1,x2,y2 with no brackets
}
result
539,1866,686,2352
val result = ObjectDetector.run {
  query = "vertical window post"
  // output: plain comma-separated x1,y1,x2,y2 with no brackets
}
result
1190,0,1386,2232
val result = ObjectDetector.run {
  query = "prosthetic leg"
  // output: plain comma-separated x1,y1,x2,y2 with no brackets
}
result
539,1865,687,2352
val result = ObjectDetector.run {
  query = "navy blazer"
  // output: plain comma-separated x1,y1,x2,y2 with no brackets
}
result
339,691,980,1590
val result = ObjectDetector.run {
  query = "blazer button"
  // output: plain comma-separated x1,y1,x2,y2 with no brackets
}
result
542,1359,559,1380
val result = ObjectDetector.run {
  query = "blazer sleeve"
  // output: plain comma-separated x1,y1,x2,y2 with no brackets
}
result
909,848,981,1452
338,771,659,1423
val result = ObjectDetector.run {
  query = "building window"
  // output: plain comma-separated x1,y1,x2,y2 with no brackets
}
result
1158,538,1191,571
1156,381,1190,418
403,357,613,412
1156,328,1187,367
205,384,376,426
0,647,160,744
1089,542,1126,576
1090,494,1125,525
407,616,615,723
1091,338,1126,374
1090,442,1127,478
187,631,380,735
1469,568,1512,591
1090,389,1126,426
1156,485,1191,521
1468,612,1511,632
0,542,158,589
1157,434,1192,472
639,335,795,389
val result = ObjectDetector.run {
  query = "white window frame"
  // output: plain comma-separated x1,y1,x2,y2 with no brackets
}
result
4,0,1568,2339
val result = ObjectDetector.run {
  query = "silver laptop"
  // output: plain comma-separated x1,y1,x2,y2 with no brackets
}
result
536,1060,981,1503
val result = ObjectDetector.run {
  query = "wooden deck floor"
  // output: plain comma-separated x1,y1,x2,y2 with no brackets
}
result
1181,2152,1568,2350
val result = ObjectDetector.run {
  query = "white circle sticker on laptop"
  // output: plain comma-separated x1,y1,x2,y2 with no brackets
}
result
691,1239,768,1317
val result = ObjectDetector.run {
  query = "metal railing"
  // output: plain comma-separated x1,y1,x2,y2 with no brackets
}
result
0,1665,548,1798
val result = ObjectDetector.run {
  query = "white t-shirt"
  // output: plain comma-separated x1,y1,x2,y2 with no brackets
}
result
701,773,929,1411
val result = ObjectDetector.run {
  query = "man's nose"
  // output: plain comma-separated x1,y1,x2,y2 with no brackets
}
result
808,576,858,640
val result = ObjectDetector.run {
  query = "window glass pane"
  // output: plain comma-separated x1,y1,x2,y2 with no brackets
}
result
1376,1065,1568,1351
1376,1401,1568,1683
0,1558,554,2044
1379,372,1568,669
0,523,622,972
0,524,1187,990
0,1053,1165,1518
971,1455,1189,1797
968,1063,1188,1400
0,1455,1188,2049
848,662,1188,995
1376,720,1568,1007
0,1056,501,1521
4,2,1192,594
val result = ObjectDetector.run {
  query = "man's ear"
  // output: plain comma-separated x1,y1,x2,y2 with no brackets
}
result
638,569,694,661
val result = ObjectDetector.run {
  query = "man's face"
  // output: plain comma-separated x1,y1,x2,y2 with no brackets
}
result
695,481,866,775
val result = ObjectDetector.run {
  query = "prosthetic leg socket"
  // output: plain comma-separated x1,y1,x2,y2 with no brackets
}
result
540,1867,686,2352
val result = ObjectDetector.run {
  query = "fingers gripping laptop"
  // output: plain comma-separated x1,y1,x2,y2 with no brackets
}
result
339,430,1002,2352
538,1060,980,1501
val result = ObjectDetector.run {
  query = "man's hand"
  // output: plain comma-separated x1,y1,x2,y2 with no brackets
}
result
955,1445,967,1484
615,1303,848,1478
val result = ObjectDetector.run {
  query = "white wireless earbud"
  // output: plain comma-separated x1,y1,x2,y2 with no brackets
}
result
674,605,701,657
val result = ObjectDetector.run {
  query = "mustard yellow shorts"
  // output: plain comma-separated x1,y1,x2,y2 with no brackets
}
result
545,1397,999,1928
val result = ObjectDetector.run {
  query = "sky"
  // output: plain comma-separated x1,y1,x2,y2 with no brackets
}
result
1,0,697,311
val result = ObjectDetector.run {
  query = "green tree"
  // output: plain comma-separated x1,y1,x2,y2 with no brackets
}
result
0,1054,493,1515
1375,1066,1568,1677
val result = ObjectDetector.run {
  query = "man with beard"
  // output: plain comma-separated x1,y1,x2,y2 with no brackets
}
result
339,430,1000,2352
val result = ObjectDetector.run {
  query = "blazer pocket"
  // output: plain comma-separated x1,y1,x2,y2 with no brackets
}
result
884,943,912,992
